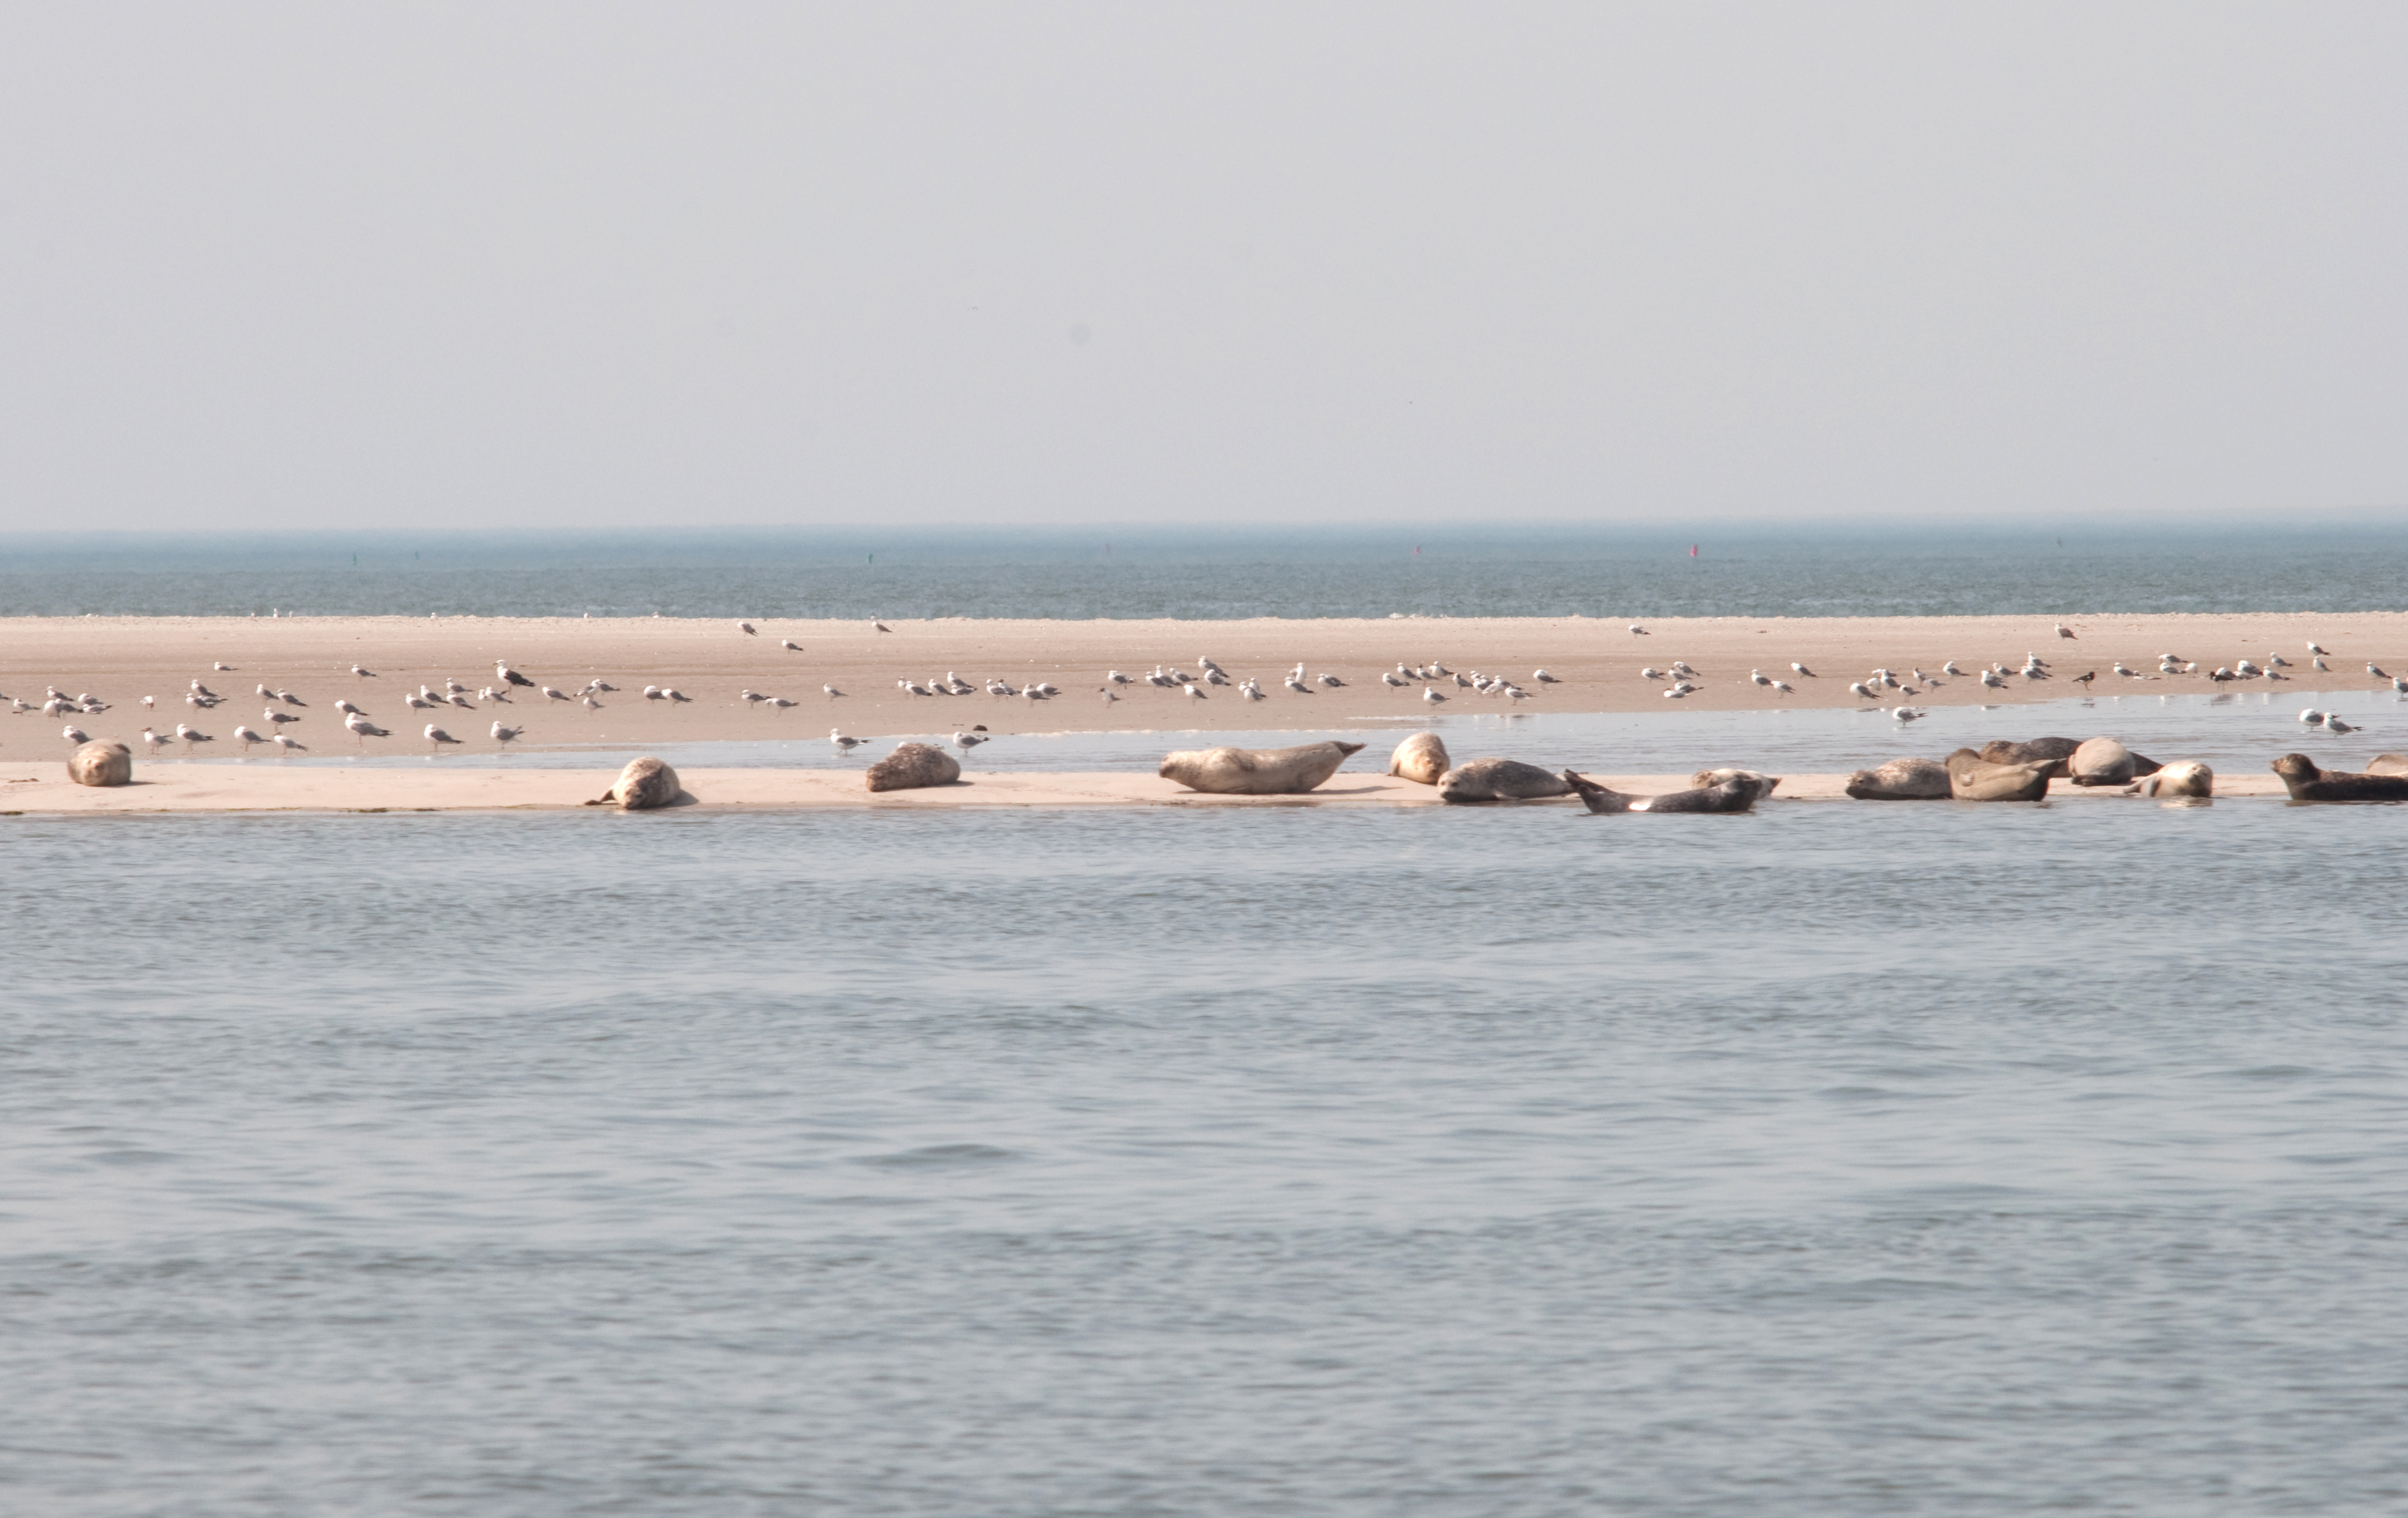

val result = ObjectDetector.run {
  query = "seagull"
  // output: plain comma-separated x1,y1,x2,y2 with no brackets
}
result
1893,707,1925,721
663,688,692,703
275,689,307,707
2055,622,2076,639
214,661,232,672
345,714,391,742
1942,660,1965,676
1534,669,1561,684
496,662,535,690
256,683,275,700
448,693,476,710
62,724,90,744
1791,663,1817,677
1769,679,1793,695
480,686,511,704
582,694,604,710
741,689,766,706
1749,669,1772,687
424,724,462,749
1662,684,1691,699
2326,716,2358,734
738,621,756,636
1669,661,1698,679
1506,686,1534,704
1205,668,1231,686
540,686,570,702
264,708,301,728
2314,657,2330,672
1199,657,1226,676
1284,675,1312,694
2371,664,2392,679
1629,624,1649,635
141,695,154,710
764,696,797,711
139,728,171,753
1241,681,1266,702
191,680,219,699
2235,659,2261,676
2393,676,2408,696
824,684,845,700
1978,669,2006,690
832,731,865,752
781,639,802,652
956,731,989,752
1021,683,1051,702
1639,667,1663,681
2309,641,2328,655
445,679,470,696
2266,653,2290,668
1186,683,1209,701
1100,687,1120,705
491,722,522,745
271,734,305,753
902,680,932,697
1381,671,1407,689
2113,662,2138,677
352,664,377,677
872,621,892,633
233,725,266,749
644,686,666,701
1107,670,1134,689
584,680,618,694
1423,687,1447,704
176,723,214,751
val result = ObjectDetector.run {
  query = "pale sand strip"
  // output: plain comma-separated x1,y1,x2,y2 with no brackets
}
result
0,764,2290,814
2,611,2403,756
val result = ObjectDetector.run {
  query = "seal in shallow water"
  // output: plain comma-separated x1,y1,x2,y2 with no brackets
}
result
2130,760,2213,798
68,739,131,787
1158,740,1363,795
1844,756,1951,800
1563,770,1761,814
1977,737,2082,777
2269,753,2408,801
1388,731,1450,786
867,742,963,792
588,756,682,810
1435,757,1573,803
1946,748,2053,801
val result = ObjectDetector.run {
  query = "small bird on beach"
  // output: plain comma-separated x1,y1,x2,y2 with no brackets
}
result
271,734,305,754
265,708,301,728
139,728,171,753
1979,669,2006,690
1942,661,1965,676
2392,676,2408,696
425,725,462,749
1639,667,1663,681
1186,683,1208,701
352,664,377,677
2371,663,2392,679
584,681,618,694
176,723,213,751
276,689,306,707
496,662,535,690
1629,624,1649,635
2055,622,2076,639
1284,674,1312,694
664,688,692,703
1893,707,1924,721
2266,653,2290,668
345,714,390,742
781,639,801,652
1381,671,1407,689
2314,656,2330,672
233,725,266,750
1241,681,1265,702
832,731,865,752
2113,662,2138,677
1849,680,1877,700
645,686,666,701
1769,679,1793,695
214,662,232,672
956,731,989,752
738,621,756,636
582,694,604,710
1791,662,1817,677
824,684,846,700
62,724,89,743
1423,687,1447,704
1100,687,1120,705
491,722,522,745
540,687,570,702
2309,641,2328,655
2072,671,2096,690
1535,669,1561,684
1749,669,1771,687
2326,716,2359,734
872,621,892,634
763,696,796,711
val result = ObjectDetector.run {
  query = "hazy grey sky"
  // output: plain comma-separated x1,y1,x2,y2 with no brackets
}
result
2,4,2401,532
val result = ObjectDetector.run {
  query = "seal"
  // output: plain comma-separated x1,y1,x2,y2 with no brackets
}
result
1945,748,2053,801
1159,740,1364,795
1563,770,1762,814
1977,737,2082,777
1388,731,1450,786
1435,757,1574,803
587,756,682,810
2269,753,2408,802
1843,756,1951,800
67,739,132,788
2067,736,2140,786
866,742,963,793
1687,768,1783,804
2366,753,2408,777
2130,760,2213,798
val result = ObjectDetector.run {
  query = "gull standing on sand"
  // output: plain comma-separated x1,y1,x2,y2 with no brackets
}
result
764,696,797,711
738,621,756,636
176,723,214,751
139,728,171,754
1769,679,1793,695
345,714,391,743
1100,687,1120,705
1535,669,1561,684
62,724,90,744
2056,623,2077,639
1285,674,1312,694
582,693,605,710
645,686,666,701
273,734,305,753
491,722,522,745
352,664,377,677
2309,641,2328,655
1381,670,1407,690
1629,624,1649,635
541,686,570,702
496,662,536,692
266,707,301,728
425,724,462,750
1850,680,1878,700
1639,667,1663,681
1186,683,1209,702
782,639,802,651
2299,708,2326,725
1749,669,1771,688
824,684,845,701
1423,686,1447,705
233,725,267,750
1792,663,1817,677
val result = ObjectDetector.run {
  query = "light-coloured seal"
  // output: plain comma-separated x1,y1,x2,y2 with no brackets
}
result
2067,736,2138,786
1844,756,1951,800
2130,760,2213,798
1435,757,1573,803
866,742,963,793
1388,732,1450,786
1945,748,2053,802
588,756,683,810
2269,753,2408,802
2366,753,2408,777
1687,768,1783,804
68,739,132,788
1565,770,1763,814
1158,740,1364,796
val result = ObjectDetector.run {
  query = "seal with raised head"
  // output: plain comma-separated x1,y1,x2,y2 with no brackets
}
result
1159,740,1363,795
1563,770,1762,814
1844,756,1951,800
1388,731,1450,786
1687,768,1783,804
588,756,682,810
1977,737,2082,777
68,739,132,788
1435,757,1573,803
2130,760,2213,798
867,742,963,793
1945,748,2053,801
2269,753,2408,802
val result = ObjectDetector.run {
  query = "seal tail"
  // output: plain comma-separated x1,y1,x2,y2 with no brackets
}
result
1561,769,1632,814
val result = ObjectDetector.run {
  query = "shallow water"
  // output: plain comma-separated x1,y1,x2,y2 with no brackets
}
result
6,801,2407,1513
7,523,2408,618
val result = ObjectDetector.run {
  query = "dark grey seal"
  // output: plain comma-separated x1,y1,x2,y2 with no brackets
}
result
867,742,964,793
1563,770,1762,814
1435,758,1574,803
2270,753,2408,802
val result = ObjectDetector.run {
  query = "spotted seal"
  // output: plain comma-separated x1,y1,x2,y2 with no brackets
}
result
1563,770,1762,814
1159,740,1363,795
1687,768,1783,804
1388,731,1450,786
2129,760,2213,798
587,756,683,810
2269,753,2408,802
867,742,964,793
1945,748,2053,802
1843,756,1951,800
67,739,132,788
1435,757,1574,803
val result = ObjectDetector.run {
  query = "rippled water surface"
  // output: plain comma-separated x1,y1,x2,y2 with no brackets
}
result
8,801,2407,1514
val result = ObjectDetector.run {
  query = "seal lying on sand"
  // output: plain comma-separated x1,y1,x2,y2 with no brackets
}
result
2366,753,2408,777
2130,760,2213,798
1388,731,1450,786
1563,770,1763,814
1688,768,1782,804
1844,756,1951,800
1435,757,1573,803
2269,753,2408,801
1160,740,1363,795
2068,736,2141,786
587,756,682,810
867,742,963,792
1945,748,2053,801
68,739,131,787
1981,736,2164,782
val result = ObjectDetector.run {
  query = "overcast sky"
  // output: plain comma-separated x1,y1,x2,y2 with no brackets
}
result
1,4,2401,532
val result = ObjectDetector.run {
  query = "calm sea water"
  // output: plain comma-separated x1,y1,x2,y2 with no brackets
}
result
6,800,2407,1514
5,524,2407,619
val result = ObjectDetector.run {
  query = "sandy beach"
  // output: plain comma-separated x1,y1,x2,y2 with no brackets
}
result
6,612,2404,758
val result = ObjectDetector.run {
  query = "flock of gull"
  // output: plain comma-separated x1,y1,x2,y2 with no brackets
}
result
11,619,2396,762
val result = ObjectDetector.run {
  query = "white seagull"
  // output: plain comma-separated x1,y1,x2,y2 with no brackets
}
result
233,725,266,749
956,731,989,752
345,714,391,741
424,724,462,749
491,722,522,745
832,731,865,752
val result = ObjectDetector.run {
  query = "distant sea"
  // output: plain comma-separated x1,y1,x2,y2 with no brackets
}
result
4,523,2406,619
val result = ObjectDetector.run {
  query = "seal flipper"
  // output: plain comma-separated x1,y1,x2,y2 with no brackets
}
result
1562,769,1633,814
